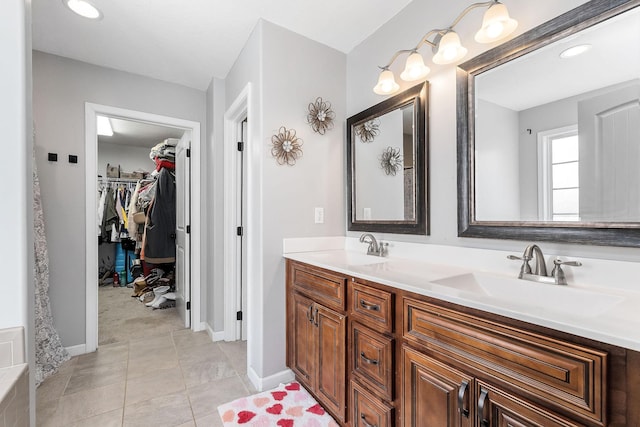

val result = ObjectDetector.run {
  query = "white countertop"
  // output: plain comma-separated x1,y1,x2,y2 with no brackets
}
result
284,243,640,352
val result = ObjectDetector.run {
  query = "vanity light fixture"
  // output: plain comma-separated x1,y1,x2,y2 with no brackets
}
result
559,44,592,59
63,0,103,20
373,0,517,95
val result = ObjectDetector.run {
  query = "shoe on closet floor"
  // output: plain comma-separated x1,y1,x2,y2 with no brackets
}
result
151,292,176,309
145,285,170,307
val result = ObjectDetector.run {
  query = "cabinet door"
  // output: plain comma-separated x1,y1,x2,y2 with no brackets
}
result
402,346,474,427
476,382,582,427
291,292,316,390
316,304,347,422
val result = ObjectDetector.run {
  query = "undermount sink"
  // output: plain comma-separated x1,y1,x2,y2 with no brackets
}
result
432,272,624,318
305,251,389,267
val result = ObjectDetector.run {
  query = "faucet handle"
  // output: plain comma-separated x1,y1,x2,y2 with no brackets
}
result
551,258,581,286
379,241,389,257
507,254,532,276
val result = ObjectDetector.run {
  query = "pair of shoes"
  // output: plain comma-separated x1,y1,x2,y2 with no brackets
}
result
145,285,170,307
152,292,176,309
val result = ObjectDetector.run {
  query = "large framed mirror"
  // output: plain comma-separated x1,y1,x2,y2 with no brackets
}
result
347,82,428,234
458,0,640,247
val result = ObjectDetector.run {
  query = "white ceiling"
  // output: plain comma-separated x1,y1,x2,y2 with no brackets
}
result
98,117,184,148
32,0,413,90
476,6,640,111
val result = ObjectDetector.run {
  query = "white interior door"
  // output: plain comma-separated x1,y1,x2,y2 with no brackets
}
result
578,85,640,221
240,119,248,340
176,131,191,328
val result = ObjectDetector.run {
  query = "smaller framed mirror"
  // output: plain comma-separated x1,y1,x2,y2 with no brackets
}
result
347,82,428,234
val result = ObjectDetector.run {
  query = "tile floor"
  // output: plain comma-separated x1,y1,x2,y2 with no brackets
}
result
36,286,254,427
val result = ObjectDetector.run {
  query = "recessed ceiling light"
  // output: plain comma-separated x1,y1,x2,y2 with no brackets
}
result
63,0,103,20
559,44,592,59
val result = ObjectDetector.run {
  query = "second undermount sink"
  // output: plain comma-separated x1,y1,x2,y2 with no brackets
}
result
432,272,624,318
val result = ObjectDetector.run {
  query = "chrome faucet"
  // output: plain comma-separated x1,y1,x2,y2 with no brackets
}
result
359,233,388,257
508,244,581,285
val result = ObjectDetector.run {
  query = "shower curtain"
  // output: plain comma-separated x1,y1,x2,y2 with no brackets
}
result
33,144,70,386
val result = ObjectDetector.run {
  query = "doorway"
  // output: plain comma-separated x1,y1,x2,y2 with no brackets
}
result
85,103,202,353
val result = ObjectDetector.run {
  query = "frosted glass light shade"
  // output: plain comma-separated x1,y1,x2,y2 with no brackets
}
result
400,52,431,82
432,31,468,65
475,2,518,43
373,69,400,95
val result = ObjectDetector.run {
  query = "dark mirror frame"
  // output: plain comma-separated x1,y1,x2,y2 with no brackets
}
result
347,82,428,235
457,0,640,247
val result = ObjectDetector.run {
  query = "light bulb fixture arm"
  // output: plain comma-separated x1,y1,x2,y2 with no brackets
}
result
449,0,497,29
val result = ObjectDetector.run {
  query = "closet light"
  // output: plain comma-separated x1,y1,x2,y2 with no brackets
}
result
63,0,103,20
372,0,518,95
97,116,113,136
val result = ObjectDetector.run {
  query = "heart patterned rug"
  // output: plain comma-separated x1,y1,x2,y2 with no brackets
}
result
218,381,339,427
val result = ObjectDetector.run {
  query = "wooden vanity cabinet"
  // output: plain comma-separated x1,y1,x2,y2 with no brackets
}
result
287,261,347,423
286,259,640,427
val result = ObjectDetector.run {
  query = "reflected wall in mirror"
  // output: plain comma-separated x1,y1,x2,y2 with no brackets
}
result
347,82,428,234
458,0,640,246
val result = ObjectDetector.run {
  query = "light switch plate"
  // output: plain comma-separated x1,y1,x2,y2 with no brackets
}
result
314,207,324,224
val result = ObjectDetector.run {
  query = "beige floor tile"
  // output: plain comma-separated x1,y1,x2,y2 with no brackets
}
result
75,342,129,369
35,398,59,427
187,376,249,420
127,350,179,380
180,358,237,388
56,381,125,425
125,366,185,406
172,330,212,349
239,374,258,394
176,421,197,427
195,413,224,427
36,370,72,403
218,341,247,375
177,342,225,365
129,334,176,356
67,408,123,427
64,359,128,395
123,391,193,427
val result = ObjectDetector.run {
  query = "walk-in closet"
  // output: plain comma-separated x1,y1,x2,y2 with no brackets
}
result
97,117,186,345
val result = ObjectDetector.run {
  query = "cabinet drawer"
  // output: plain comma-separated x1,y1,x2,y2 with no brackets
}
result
351,380,394,427
352,322,394,401
350,281,393,333
403,298,607,426
292,263,346,310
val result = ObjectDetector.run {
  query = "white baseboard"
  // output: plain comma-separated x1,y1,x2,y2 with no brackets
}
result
194,321,205,332
205,323,225,342
247,367,295,392
65,344,87,357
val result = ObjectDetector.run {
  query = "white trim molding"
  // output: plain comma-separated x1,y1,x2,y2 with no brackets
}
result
64,344,87,357
84,103,202,353
247,366,295,392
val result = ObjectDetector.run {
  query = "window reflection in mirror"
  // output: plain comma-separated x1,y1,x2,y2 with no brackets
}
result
473,6,640,224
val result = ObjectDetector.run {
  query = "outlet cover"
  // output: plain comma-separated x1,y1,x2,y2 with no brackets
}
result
314,207,324,224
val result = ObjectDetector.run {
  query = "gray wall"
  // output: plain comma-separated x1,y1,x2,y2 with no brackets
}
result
98,143,153,176
345,0,640,260
32,51,207,347
224,20,346,379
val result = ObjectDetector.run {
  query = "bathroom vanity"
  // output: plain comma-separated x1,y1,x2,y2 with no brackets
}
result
284,250,640,427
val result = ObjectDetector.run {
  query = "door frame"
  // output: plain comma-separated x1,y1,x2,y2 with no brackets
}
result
223,85,250,342
84,103,202,353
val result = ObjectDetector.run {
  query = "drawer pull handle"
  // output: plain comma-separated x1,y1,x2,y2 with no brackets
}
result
360,299,380,311
314,307,319,327
307,304,313,323
457,380,469,418
360,413,376,427
360,352,379,365
478,388,489,427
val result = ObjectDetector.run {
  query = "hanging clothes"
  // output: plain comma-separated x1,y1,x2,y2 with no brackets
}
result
144,168,176,263
127,181,142,238
101,187,119,241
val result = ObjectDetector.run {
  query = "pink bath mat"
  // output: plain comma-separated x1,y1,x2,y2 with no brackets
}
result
217,381,339,426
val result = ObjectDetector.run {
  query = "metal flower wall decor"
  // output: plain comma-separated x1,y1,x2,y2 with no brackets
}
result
271,126,303,166
379,146,403,176
306,97,335,135
355,118,380,143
